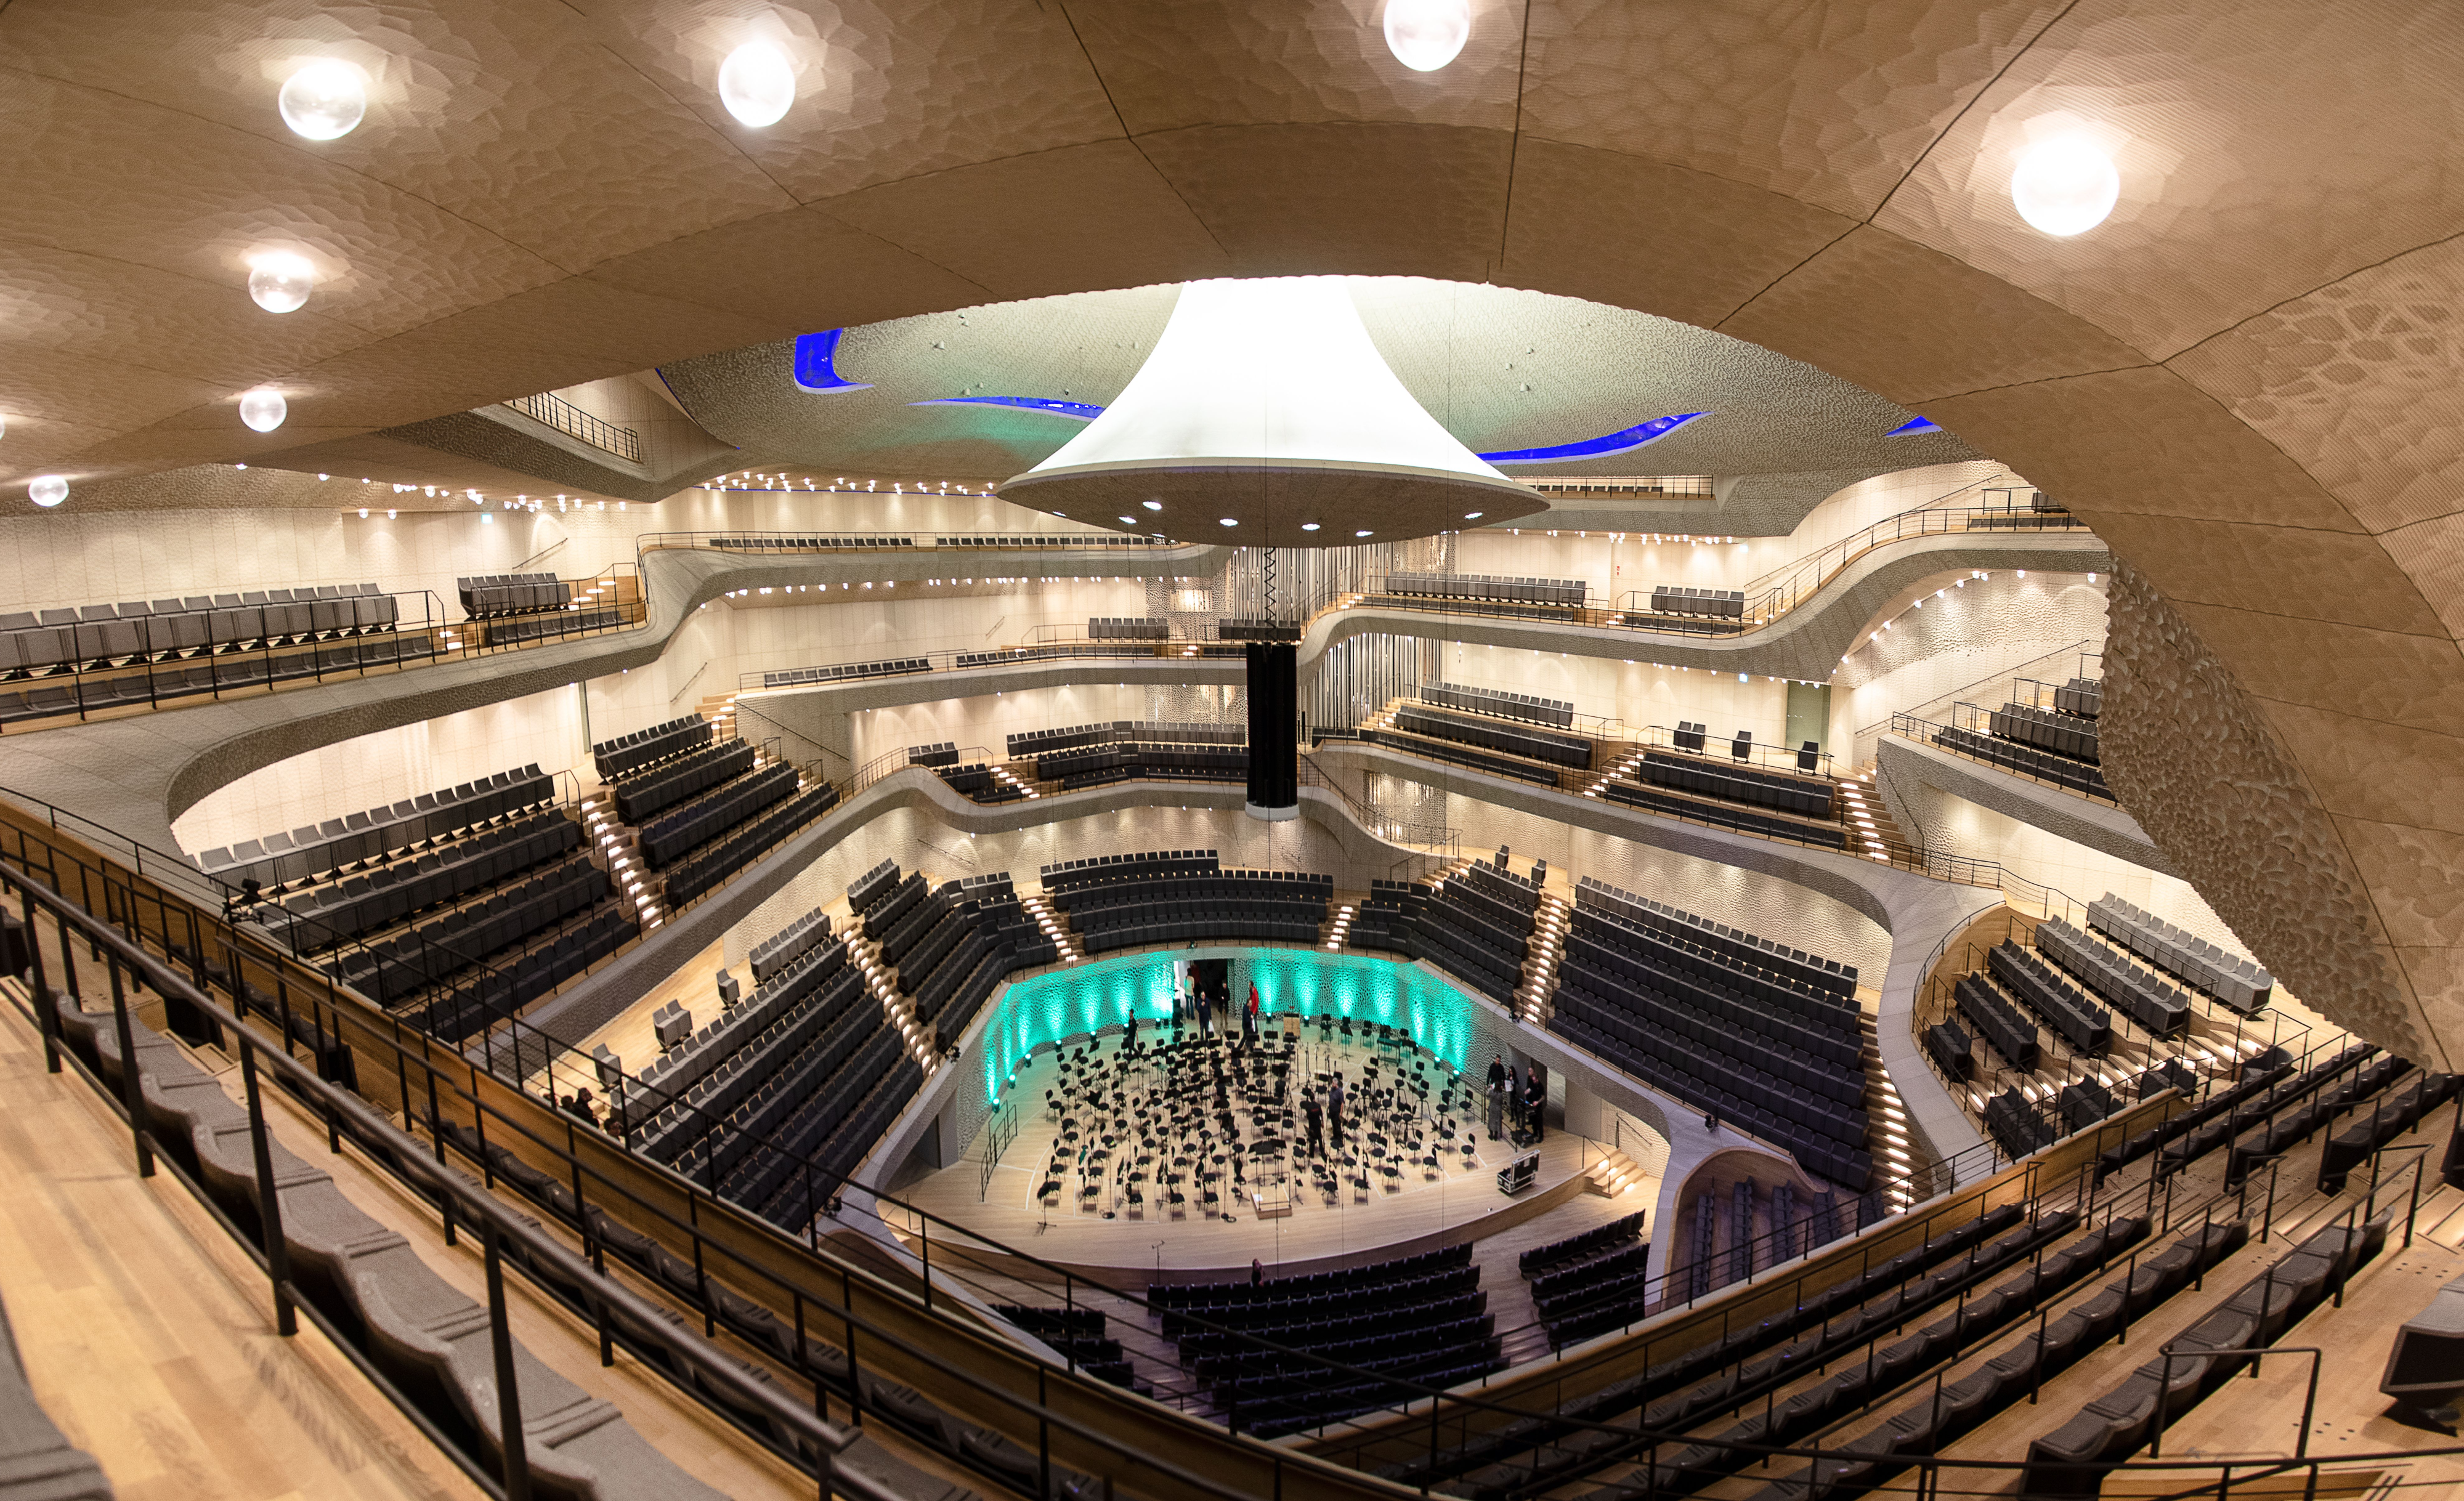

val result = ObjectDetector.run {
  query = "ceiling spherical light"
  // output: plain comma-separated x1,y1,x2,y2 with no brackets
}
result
278,59,368,140
28,475,68,508
2010,136,2120,237
247,252,316,314
718,42,796,127
238,387,289,432
1384,0,1472,71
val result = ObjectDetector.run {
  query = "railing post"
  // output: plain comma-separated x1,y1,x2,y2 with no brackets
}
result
238,1034,299,1336
20,878,62,1074
105,953,155,1176
482,1220,533,1500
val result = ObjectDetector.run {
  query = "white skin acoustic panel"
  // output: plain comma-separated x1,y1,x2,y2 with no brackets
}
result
1002,277,1543,546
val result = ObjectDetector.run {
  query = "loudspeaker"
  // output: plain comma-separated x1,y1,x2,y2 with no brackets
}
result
1244,643,1297,820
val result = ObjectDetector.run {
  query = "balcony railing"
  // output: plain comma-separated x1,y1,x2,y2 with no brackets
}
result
504,390,644,464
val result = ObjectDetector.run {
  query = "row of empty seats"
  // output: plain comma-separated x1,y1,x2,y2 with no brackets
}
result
709,534,915,549
0,633,431,727
411,900,636,1043
1,584,400,679
1394,701,1594,769
593,714,711,782
872,869,1056,1048
330,852,612,1005
1358,724,1562,787
612,738,753,824
1646,585,1748,618
637,762,798,869
1384,572,1586,609
659,782,840,912
2053,676,2102,717
1349,855,1538,1005
1554,883,1872,1188
1008,719,1244,758
1151,1245,1499,1438
760,656,931,689
265,810,581,950
456,572,569,618
1932,721,2113,799
482,604,626,647
1087,616,1167,641
1382,1204,2040,1490
1048,858,1331,954
1637,746,1834,819
197,764,556,891
1040,743,1250,791
2033,916,2192,1037
2088,893,2272,1013
1990,700,2100,763
1419,680,1574,728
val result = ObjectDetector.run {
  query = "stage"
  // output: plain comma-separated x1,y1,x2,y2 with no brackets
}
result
893,1022,1626,1285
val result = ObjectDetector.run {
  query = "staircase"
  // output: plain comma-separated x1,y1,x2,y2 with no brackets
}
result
1860,1010,1919,1208
1582,741,1648,799
1517,891,1570,1024
1834,773,1906,862
578,790,659,927
846,925,938,1067
1585,1148,1647,1197
1018,890,1082,964
1319,897,1359,951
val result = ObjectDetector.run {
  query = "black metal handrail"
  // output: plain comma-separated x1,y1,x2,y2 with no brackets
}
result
3,800,2450,1500
503,390,644,464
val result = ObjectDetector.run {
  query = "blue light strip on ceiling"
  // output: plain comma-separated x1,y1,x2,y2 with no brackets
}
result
1889,415,1944,435
1478,411,1709,465
910,395,1105,421
793,328,872,393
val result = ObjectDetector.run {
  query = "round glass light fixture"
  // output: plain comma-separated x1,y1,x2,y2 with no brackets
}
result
1384,0,1472,71
2011,136,2120,237
718,42,796,127
278,59,368,140
247,251,316,314
238,387,288,432
28,475,68,508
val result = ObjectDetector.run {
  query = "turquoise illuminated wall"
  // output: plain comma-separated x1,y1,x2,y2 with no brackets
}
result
979,948,1479,1106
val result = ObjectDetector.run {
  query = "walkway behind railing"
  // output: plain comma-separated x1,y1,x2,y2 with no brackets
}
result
503,390,644,464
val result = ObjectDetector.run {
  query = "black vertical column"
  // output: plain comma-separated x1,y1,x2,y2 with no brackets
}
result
1244,642,1297,820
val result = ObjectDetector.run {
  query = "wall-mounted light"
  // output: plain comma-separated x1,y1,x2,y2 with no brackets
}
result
28,475,68,508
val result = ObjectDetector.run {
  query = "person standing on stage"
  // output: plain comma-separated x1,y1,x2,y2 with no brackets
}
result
1327,1073,1346,1149
1524,1065,1546,1143
1242,982,1260,1045
1304,1094,1324,1158
1125,1009,1140,1054
1485,1054,1508,1141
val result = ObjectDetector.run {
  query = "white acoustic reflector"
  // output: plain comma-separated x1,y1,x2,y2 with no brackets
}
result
1002,277,1540,545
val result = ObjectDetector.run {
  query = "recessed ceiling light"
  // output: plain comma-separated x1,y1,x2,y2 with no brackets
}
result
238,387,288,432
1355,529,1372,537
246,251,315,314
1119,516,1137,524
719,42,796,127
1464,511,1483,519
1141,500,1163,511
1301,523,1321,532
1218,517,1238,527
278,59,367,140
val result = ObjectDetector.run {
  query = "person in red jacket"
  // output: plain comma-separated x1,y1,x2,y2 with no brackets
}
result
1243,981,1260,1044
